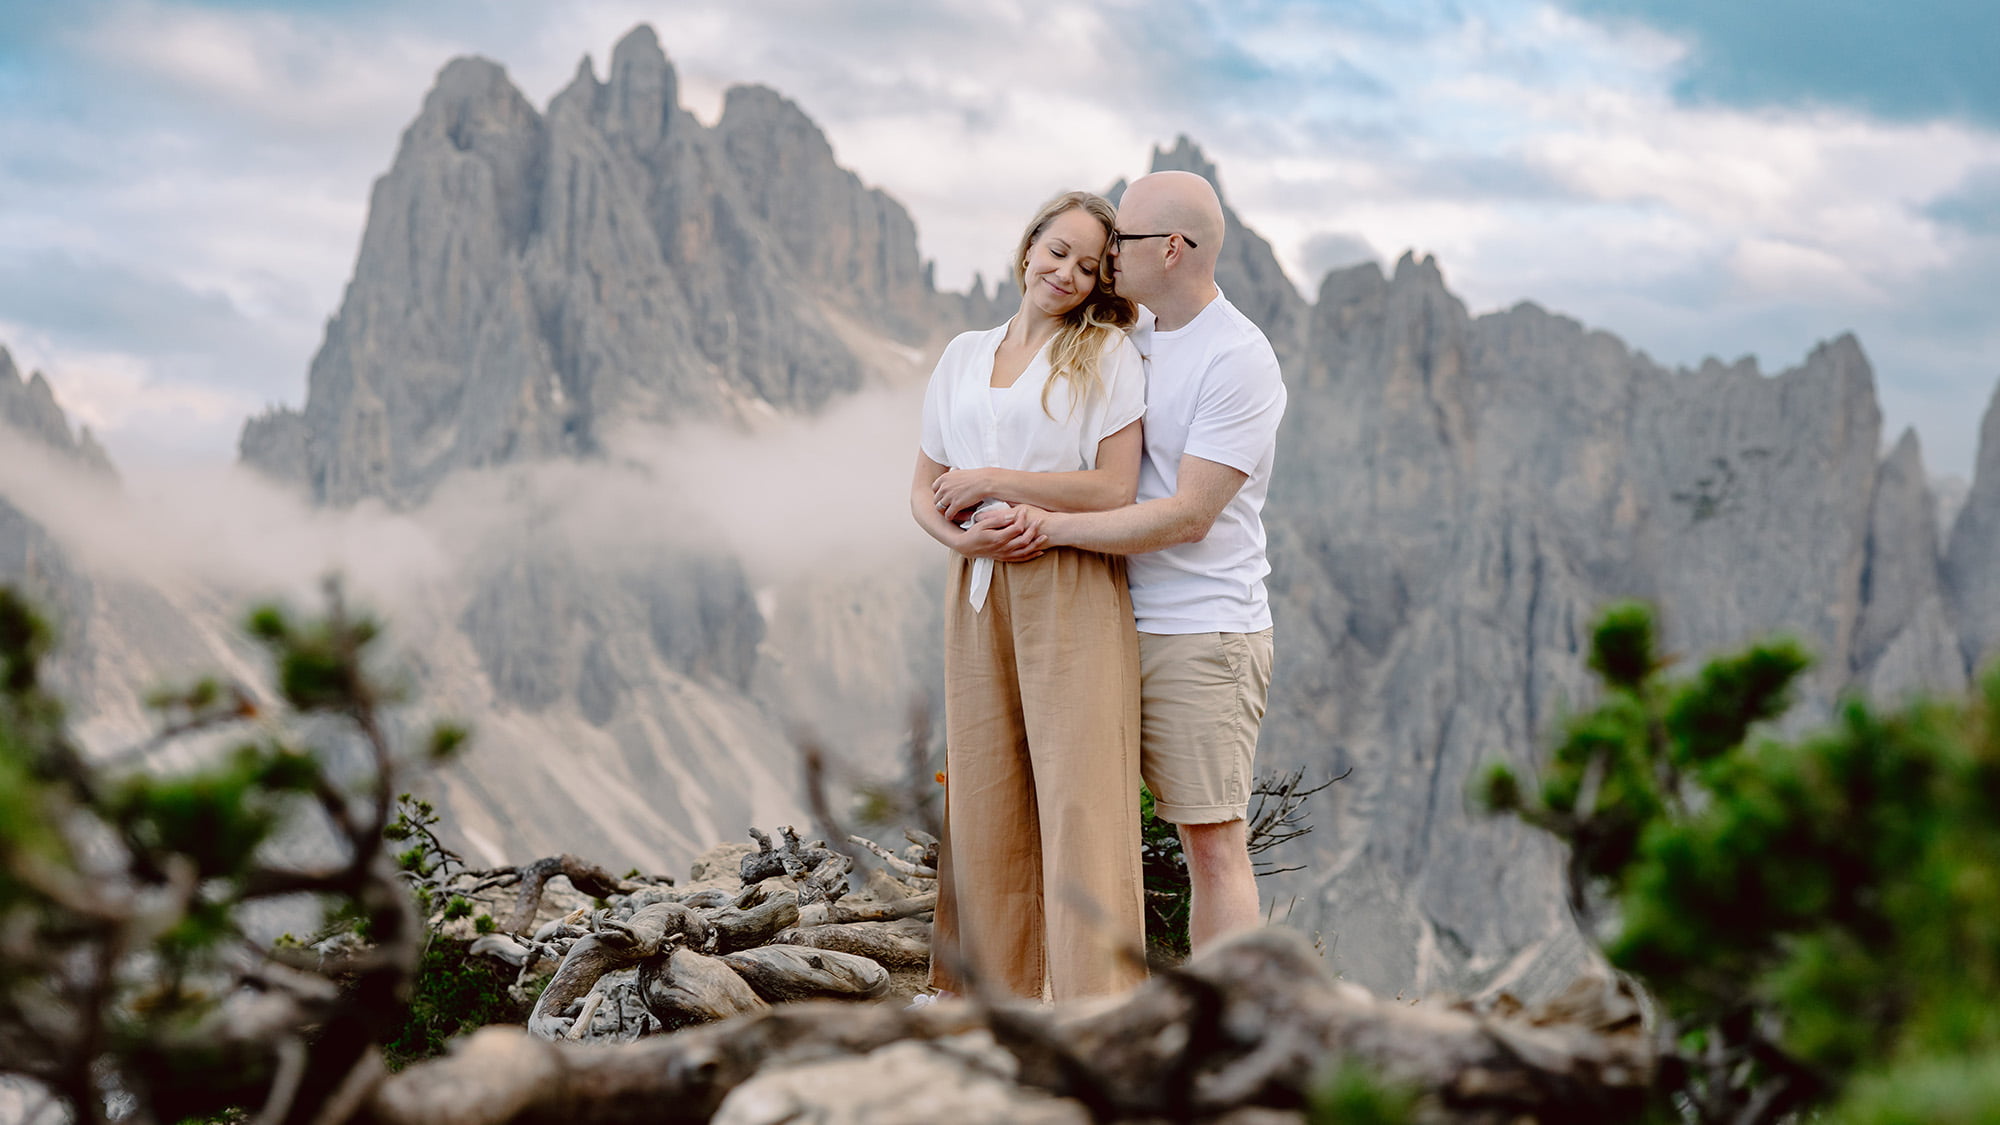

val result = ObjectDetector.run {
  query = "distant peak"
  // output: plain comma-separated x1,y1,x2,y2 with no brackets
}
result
720,83,804,122
433,55,511,99
614,23,663,59
1150,134,1218,182
1888,425,1924,464
603,23,678,146
1391,250,1444,288
549,54,602,119
1815,332,1867,364
1803,333,1874,392
0,345,16,383
610,23,672,83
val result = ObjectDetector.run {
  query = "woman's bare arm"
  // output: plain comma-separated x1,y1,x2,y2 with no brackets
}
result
929,420,1142,516
910,451,1047,561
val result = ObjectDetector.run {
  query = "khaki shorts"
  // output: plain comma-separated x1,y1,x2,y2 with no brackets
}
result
1137,629,1274,824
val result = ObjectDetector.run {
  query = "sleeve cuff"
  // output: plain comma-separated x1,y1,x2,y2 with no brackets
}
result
1182,442,1260,476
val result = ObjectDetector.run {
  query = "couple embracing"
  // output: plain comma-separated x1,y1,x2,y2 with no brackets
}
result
911,171,1286,1001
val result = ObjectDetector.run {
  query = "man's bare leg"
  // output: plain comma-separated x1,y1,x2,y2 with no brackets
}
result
1179,818,1259,951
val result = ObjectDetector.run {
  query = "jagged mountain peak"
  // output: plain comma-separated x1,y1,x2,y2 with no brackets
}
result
1115,135,1307,361
1887,424,1925,466
0,345,115,475
611,22,668,69
1390,249,1446,289
1695,355,1763,380
603,23,677,147
254,24,999,506
1150,134,1222,190
420,56,539,148
720,84,820,139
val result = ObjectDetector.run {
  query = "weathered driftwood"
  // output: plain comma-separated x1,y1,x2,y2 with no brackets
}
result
363,930,1655,1125
847,834,936,879
527,903,709,1040
675,888,735,911
706,894,802,953
719,945,893,1004
467,934,535,967
500,855,624,936
477,825,942,1040
798,891,935,928
360,1004,985,1125
775,919,931,970
739,827,836,885
794,854,853,907
638,948,770,1028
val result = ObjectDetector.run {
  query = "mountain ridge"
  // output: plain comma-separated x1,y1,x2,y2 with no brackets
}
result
6,22,2000,1001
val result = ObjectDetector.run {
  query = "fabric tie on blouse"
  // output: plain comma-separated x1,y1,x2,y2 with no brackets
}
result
959,499,1013,611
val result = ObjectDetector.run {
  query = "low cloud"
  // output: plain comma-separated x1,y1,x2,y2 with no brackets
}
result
4,0,2000,479
0,377,941,629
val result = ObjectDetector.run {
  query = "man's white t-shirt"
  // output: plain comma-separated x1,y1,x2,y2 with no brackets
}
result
1127,292,1286,634
921,322,1146,608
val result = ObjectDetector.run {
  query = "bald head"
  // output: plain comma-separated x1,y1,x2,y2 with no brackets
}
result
1121,171,1224,261
1111,170,1224,315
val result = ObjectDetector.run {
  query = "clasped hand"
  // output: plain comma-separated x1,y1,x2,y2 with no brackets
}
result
958,504,1048,563
932,468,999,522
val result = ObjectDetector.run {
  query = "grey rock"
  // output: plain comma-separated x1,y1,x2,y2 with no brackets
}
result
14,29,1998,1010
271,25,995,510
1258,261,1969,998
1853,428,1953,691
1110,136,1311,368
714,84,934,343
238,406,310,487
712,1032,1090,1125
0,346,114,475
1945,381,2000,674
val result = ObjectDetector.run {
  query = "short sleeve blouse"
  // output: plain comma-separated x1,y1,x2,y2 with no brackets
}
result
921,323,1145,475
919,323,1146,608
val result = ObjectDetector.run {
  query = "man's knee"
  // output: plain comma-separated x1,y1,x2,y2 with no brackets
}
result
1178,818,1248,877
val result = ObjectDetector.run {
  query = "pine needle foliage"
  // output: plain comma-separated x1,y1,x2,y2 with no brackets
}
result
0,581,468,1125
1483,600,2000,1124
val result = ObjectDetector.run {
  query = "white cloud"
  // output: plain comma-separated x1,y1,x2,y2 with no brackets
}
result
74,0,454,137
4,0,2000,476
0,321,254,461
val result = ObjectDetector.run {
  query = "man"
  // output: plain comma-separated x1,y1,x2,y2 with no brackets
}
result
1006,170,1287,951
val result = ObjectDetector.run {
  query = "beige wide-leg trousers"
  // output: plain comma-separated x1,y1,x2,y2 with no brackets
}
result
929,547,1148,1000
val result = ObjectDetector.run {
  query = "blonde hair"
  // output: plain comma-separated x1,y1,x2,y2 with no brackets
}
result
1011,191,1137,420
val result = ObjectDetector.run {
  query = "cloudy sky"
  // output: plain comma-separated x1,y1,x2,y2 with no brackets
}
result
2,0,1998,476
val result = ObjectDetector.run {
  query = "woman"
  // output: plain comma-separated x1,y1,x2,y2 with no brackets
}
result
911,190,1148,1001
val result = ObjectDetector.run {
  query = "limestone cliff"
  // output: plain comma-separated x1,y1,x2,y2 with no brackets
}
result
241,26,987,508
10,26,1998,1004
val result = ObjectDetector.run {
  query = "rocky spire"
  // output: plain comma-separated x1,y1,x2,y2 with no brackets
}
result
1944,380,2000,673
252,24,962,507
0,346,114,475
1137,135,1309,366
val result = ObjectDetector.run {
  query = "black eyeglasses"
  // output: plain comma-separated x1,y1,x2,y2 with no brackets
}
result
1113,232,1199,249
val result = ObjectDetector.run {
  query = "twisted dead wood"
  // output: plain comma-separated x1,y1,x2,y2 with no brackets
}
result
775,919,931,970
718,946,891,1004
500,855,624,936
365,930,1654,1125
527,903,708,1040
637,948,769,1029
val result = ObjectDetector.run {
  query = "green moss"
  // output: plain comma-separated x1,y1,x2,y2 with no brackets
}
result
1306,1060,1418,1125
1139,787,1190,962
379,938,530,1069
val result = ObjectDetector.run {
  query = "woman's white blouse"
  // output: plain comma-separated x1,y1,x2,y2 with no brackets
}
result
920,322,1146,610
